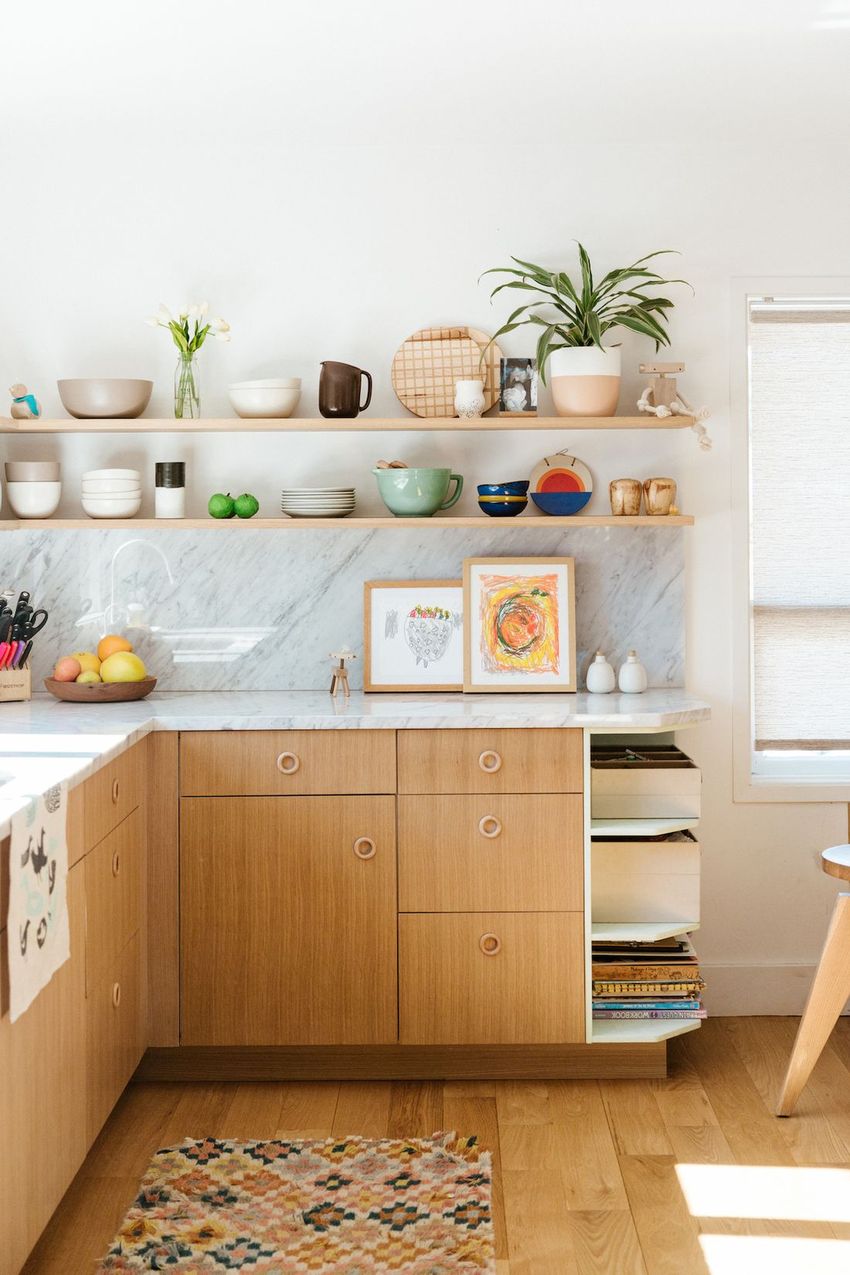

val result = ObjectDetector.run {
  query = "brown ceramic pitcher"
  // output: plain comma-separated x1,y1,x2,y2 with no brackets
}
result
319,361,373,419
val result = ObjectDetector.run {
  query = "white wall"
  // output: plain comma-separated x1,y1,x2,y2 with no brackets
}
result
3,0,848,1010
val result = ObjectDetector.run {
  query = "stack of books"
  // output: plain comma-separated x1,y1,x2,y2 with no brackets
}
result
591,933,705,1020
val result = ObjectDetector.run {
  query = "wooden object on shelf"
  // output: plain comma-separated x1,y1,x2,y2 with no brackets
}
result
391,326,502,418
329,649,355,698
180,795,398,1045
0,514,696,530
0,413,697,432
776,844,850,1116
0,664,31,702
591,832,700,925
43,675,157,703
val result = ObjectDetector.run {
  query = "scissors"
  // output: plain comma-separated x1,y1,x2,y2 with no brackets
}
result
0,604,48,668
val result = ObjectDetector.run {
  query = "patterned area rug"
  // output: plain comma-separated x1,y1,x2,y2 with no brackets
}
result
96,1133,494,1272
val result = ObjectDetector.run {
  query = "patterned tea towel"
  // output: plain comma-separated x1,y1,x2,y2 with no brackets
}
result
7,782,70,1022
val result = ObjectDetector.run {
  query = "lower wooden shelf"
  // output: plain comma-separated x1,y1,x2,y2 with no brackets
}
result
591,1018,702,1044
591,921,700,943
0,514,694,531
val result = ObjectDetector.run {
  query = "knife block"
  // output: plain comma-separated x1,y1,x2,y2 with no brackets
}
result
0,664,31,702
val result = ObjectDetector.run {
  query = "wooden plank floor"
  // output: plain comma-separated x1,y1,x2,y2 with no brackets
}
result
22,1017,850,1274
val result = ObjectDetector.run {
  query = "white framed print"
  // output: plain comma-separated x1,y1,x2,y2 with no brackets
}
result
364,580,463,691
463,557,576,692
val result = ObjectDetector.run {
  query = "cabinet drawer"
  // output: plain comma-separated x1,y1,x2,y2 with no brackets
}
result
180,730,396,796
592,833,700,924
85,807,144,993
399,795,583,911
83,743,144,851
398,729,582,794
86,929,145,1144
399,912,584,1044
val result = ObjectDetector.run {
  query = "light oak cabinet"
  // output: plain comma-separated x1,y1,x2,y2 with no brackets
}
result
398,728,583,794
86,928,146,1143
180,795,397,1045
180,729,396,796
399,912,585,1044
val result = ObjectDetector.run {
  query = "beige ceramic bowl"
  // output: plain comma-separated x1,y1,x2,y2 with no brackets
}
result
58,379,153,420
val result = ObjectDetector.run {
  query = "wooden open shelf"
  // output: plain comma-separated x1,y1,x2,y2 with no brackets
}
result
591,1018,701,1045
0,514,694,531
0,414,696,434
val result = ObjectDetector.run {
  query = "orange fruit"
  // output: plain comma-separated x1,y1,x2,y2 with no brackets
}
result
97,634,132,662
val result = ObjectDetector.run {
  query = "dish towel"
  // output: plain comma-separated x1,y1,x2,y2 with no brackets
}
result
7,783,70,1023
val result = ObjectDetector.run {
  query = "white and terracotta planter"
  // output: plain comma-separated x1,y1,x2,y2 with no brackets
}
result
548,346,621,417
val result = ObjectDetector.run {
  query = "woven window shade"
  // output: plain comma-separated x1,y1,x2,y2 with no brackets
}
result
749,299,850,749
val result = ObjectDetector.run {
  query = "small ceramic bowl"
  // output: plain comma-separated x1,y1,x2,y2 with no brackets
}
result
531,490,592,516
82,478,142,495
58,379,153,420
477,481,529,518
228,379,302,419
5,460,61,482
6,481,62,518
83,469,141,482
81,494,142,519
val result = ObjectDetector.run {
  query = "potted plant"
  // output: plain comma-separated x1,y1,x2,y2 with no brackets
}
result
482,243,690,417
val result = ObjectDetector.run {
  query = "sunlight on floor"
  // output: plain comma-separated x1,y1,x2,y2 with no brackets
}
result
677,1163,850,1222
701,1234,850,1274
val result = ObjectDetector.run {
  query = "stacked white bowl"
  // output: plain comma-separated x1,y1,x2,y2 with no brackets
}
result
5,460,62,518
82,469,142,519
280,487,356,518
229,379,302,419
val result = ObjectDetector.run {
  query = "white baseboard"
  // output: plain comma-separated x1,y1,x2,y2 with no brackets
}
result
702,962,850,1016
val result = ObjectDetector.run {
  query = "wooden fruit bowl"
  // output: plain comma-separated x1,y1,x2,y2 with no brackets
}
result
44,676,157,703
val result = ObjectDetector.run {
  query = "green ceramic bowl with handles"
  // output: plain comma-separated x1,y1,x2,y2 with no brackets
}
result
373,467,464,517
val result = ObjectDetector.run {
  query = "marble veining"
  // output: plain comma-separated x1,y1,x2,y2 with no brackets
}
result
6,526,684,691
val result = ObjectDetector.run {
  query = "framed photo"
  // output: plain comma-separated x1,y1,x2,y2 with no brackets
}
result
364,580,463,691
463,557,576,692
499,357,538,416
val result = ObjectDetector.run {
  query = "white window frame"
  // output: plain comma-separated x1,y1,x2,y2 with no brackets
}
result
732,276,850,803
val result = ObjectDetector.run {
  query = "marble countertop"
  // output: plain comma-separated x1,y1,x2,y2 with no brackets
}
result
0,689,709,838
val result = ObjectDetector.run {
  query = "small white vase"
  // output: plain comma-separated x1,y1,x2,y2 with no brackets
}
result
548,346,621,417
455,379,485,419
586,651,616,694
618,649,648,694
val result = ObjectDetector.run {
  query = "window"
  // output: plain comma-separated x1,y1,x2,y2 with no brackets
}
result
747,296,850,784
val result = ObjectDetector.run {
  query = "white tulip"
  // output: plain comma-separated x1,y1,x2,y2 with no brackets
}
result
215,331,231,342
144,316,160,327
209,317,230,332
187,304,200,321
156,303,172,324
198,301,209,320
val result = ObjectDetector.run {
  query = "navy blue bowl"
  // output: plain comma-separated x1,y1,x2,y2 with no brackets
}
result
531,490,592,516
477,480,530,496
478,496,528,518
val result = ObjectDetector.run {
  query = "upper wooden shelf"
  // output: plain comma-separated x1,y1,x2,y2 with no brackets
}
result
0,414,695,434
0,514,694,531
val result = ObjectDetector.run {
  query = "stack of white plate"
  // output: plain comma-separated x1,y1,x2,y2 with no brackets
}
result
82,468,142,519
280,487,356,519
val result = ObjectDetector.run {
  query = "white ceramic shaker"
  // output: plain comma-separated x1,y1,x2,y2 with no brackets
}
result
586,651,616,693
618,650,648,694
155,461,186,518
454,379,486,419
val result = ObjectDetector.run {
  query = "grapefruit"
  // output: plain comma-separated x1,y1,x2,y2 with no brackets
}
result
100,651,147,683
72,651,101,675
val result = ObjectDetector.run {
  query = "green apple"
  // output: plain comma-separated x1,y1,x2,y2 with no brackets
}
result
208,492,235,519
234,492,259,519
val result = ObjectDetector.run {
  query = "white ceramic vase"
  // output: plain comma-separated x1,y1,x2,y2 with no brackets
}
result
586,651,616,694
549,346,621,417
618,649,648,694
454,379,485,419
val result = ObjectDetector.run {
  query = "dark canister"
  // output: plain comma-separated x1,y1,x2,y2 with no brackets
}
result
318,361,373,419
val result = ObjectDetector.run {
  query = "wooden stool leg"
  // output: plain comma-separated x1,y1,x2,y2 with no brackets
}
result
776,893,850,1116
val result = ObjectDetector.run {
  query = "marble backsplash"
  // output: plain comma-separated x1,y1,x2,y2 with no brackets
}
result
6,527,684,691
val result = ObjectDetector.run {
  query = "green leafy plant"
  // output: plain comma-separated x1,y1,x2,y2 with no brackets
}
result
482,243,691,382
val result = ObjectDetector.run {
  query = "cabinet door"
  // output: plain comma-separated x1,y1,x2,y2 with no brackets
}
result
399,912,585,1045
86,929,146,1144
180,796,397,1045
85,806,144,993
0,863,87,1275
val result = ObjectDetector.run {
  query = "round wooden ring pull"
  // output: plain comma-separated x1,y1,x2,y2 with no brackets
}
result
353,836,377,860
111,982,122,1009
111,777,120,804
478,815,502,839
478,750,502,774
479,932,502,956
111,850,121,877
276,751,300,775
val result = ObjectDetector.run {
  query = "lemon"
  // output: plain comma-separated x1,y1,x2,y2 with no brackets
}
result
72,651,101,675
75,670,102,684
100,651,147,683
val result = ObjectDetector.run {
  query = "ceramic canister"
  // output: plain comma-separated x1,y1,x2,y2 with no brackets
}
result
586,651,616,693
454,379,485,419
548,347,621,417
618,650,648,694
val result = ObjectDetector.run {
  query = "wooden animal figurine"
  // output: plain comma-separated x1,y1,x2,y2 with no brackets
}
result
636,362,711,450
9,383,41,419
329,649,357,698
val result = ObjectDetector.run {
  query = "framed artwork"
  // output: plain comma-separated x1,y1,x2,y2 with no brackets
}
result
364,580,463,691
499,357,538,416
463,557,576,692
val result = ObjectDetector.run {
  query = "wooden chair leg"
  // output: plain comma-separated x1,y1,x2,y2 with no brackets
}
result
776,893,850,1116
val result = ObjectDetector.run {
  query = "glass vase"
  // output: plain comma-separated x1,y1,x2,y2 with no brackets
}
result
174,353,200,419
